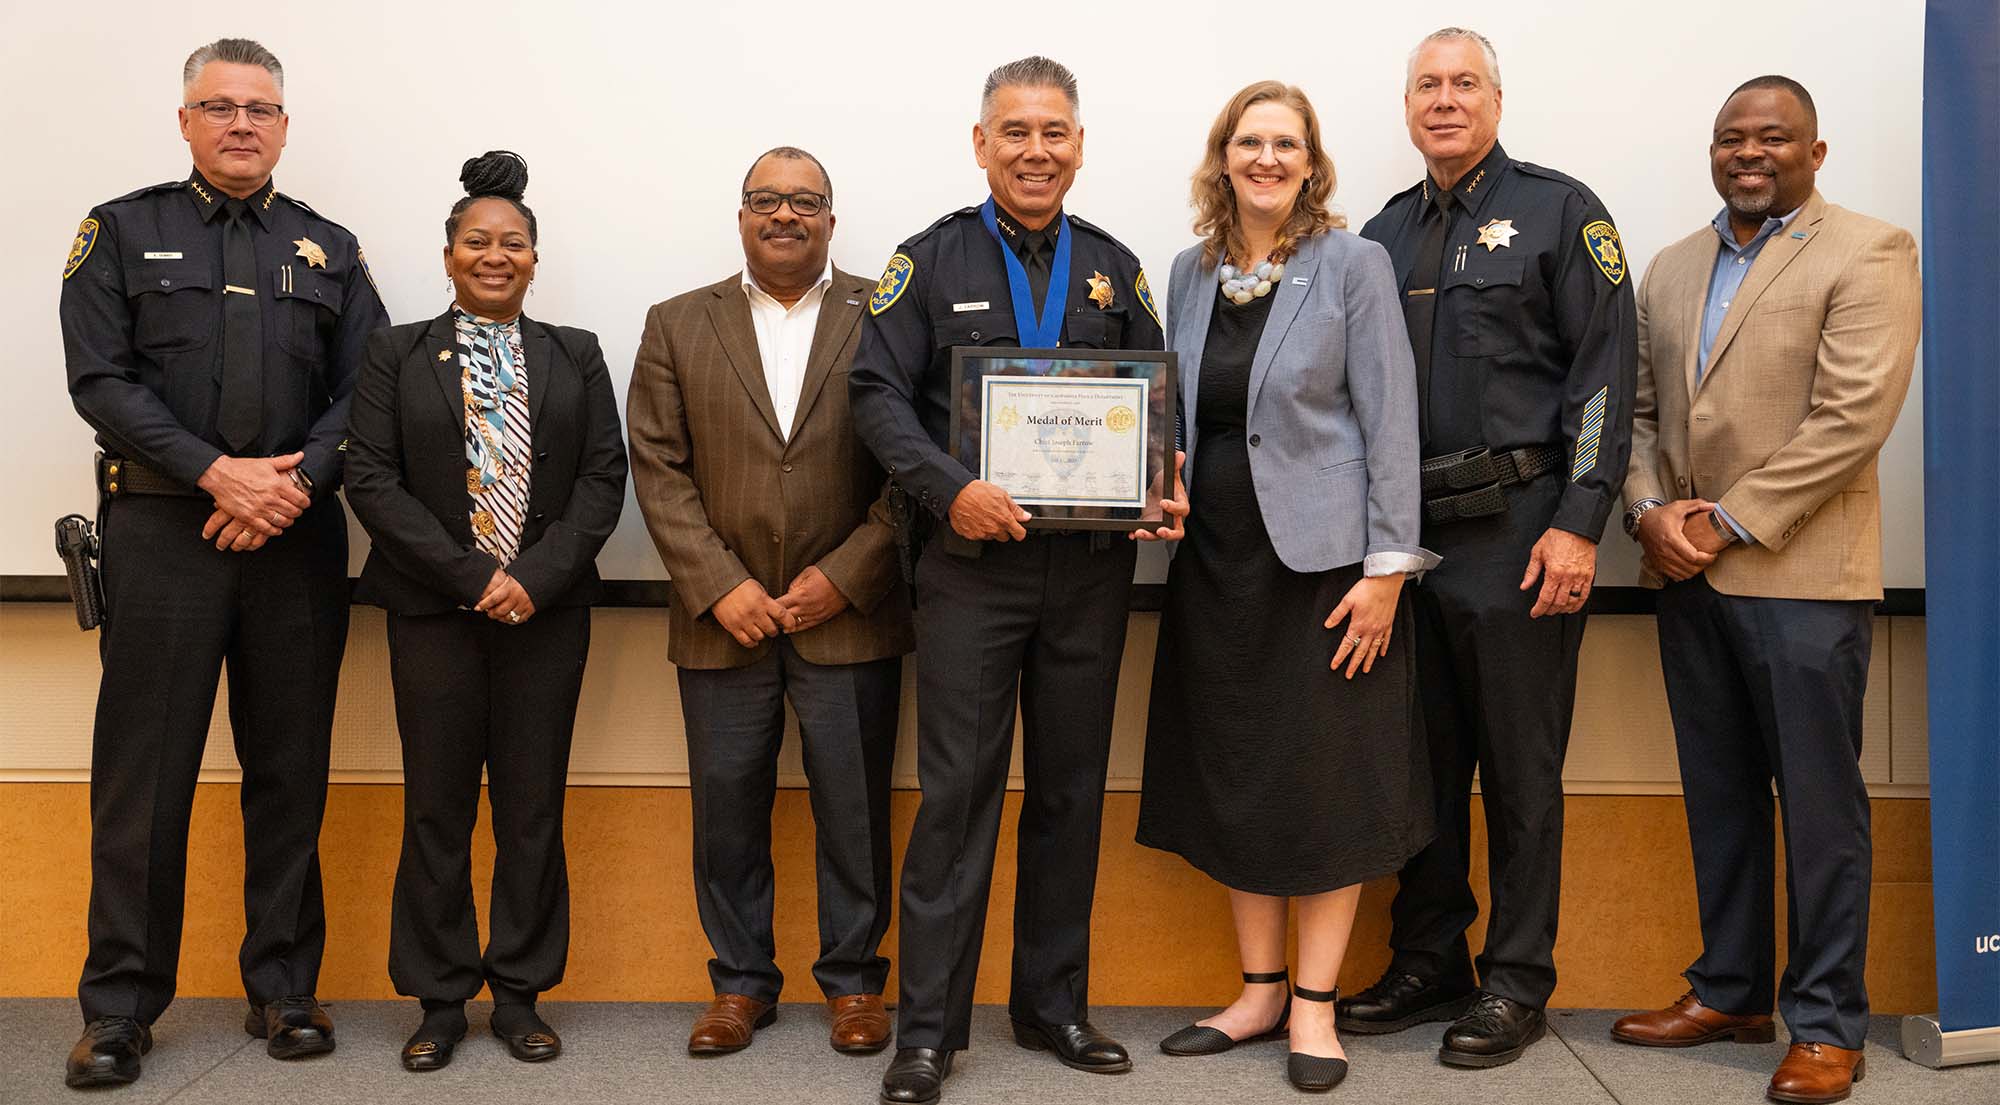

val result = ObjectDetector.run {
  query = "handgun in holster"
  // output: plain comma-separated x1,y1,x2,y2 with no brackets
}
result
55,514,104,630
886,481,924,608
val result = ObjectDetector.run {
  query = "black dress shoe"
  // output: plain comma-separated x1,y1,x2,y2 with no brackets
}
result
1161,969,1291,1056
65,1017,152,1088
1011,1019,1132,1073
492,1003,562,1062
1288,984,1351,1092
1335,968,1477,1035
402,1005,468,1073
1439,991,1547,1068
245,995,336,1059
880,1047,954,1104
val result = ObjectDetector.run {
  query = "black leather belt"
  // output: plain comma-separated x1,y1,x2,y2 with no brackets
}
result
96,453,203,498
1420,444,1564,526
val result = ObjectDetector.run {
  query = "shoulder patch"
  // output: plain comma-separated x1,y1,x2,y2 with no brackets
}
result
1134,270,1161,327
870,253,914,317
1582,220,1625,285
64,218,100,280
357,247,379,296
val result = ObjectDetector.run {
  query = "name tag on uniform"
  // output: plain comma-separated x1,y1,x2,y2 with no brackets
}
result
143,251,183,260
953,301,990,312
1291,277,1309,286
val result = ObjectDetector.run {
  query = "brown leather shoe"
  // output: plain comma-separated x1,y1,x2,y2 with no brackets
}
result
687,994,776,1055
1611,989,1776,1047
828,993,892,1054
1768,1041,1865,1104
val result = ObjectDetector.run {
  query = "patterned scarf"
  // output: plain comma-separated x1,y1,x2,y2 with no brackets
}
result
452,308,532,564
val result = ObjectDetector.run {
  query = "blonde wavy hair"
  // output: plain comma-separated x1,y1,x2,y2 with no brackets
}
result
1192,81,1343,268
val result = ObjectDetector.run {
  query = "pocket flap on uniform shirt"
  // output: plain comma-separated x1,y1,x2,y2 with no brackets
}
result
271,267,345,315
1441,255,1523,292
126,260,212,295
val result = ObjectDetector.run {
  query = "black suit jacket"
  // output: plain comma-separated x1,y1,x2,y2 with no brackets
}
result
346,310,628,613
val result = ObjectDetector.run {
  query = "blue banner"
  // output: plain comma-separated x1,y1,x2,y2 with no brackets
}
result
1921,0,2000,1034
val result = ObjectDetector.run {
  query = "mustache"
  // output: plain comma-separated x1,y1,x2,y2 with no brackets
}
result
760,225,809,241
1727,161,1777,177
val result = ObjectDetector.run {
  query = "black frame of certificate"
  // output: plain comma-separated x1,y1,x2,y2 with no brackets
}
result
948,346,1179,531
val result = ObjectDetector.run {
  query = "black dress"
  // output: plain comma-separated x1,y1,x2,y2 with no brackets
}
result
1135,288,1434,897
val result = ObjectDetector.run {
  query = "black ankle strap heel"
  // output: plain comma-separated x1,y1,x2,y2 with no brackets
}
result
1287,984,1349,1091
1244,970,1289,985
1292,985,1339,1002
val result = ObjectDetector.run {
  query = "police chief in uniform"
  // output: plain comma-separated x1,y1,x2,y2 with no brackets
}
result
1336,28,1636,1068
848,55,1185,1105
58,39,387,1089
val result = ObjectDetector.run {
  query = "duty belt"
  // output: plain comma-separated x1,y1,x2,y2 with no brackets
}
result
1419,444,1565,526
95,453,203,498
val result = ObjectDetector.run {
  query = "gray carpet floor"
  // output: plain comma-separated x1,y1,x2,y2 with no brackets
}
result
3,999,1994,1104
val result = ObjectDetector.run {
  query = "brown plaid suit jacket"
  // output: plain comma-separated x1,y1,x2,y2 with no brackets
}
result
627,269,912,669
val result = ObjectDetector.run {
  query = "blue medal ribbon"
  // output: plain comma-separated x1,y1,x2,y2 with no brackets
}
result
980,196,1072,348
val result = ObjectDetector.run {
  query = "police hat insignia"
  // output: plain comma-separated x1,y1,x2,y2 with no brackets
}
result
1086,271,1114,310
64,218,100,281
870,253,913,317
293,237,328,269
1135,270,1161,327
1582,220,1625,285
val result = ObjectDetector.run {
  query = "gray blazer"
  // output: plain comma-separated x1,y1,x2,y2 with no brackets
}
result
1168,229,1437,574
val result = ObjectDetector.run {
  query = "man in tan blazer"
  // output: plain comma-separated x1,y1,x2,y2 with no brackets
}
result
627,147,912,1058
1612,77,1920,1105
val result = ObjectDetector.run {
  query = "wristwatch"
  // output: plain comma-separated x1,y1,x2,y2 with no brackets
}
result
1708,509,1742,546
1622,498,1663,538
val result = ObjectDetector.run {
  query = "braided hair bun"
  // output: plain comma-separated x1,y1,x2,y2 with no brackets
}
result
460,150,529,200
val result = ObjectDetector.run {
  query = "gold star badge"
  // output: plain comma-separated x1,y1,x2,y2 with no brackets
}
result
293,237,328,268
1085,270,1114,309
1474,219,1519,252
438,349,452,362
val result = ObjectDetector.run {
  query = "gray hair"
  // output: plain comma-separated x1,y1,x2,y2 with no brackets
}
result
182,38,284,97
1406,27,1501,90
980,55,1080,124
741,146,834,207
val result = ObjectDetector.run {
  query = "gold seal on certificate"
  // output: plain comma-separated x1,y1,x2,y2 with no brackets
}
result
949,348,1179,530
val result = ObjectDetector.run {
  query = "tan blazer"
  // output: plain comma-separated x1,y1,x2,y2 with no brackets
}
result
1624,192,1921,600
628,269,912,669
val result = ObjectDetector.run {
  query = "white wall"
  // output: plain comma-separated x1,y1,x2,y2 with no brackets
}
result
0,0,1927,585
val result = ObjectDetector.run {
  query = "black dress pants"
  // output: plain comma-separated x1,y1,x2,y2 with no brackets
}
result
677,637,901,1003
895,533,1136,1051
385,606,589,1005
79,494,348,1023
1657,575,1874,1049
1391,473,1585,1008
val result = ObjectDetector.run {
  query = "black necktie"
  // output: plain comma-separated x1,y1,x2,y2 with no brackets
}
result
1019,229,1052,305
1403,188,1454,449
219,199,263,451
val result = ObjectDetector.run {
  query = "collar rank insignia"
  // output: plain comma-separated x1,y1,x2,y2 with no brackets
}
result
293,237,328,269
1475,218,1518,252
1582,220,1626,284
1085,270,1114,309
869,253,913,317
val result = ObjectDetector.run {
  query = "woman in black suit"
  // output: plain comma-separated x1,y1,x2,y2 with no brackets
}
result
345,151,627,1071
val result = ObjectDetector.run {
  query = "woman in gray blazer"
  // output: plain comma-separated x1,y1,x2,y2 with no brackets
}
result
1135,81,1437,1092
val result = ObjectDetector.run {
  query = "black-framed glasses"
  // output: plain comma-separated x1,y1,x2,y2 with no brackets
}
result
186,100,285,127
743,190,827,217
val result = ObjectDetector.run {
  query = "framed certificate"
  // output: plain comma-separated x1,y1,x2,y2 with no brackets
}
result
948,347,1178,530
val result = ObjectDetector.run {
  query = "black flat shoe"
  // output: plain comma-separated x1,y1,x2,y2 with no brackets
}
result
880,1047,954,1104
1335,968,1477,1035
402,1005,468,1072
1161,969,1292,1056
65,1016,152,1088
492,1003,562,1062
1011,1018,1132,1073
1288,984,1351,1092
1439,991,1546,1068
245,995,336,1059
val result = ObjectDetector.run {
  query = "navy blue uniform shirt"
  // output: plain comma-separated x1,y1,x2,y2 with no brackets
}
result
61,170,389,494
1361,143,1637,540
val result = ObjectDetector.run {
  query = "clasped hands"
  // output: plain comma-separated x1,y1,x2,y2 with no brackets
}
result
197,452,310,552
946,451,1191,543
1636,498,1728,581
711,566,849,648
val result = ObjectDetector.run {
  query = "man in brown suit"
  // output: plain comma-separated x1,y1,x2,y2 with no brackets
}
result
628,147,912,1057
1612,77,1921,1105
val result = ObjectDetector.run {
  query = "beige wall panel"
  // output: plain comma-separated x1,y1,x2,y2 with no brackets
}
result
1889,616,1930,784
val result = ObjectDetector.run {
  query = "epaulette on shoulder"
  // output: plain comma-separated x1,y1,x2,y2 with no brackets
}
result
1065,214,1141,263
274,191,360,242
103,180,187,207
908,206,981,245
1514,161,1601,204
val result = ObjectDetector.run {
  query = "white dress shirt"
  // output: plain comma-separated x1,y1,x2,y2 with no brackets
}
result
740,263,833,441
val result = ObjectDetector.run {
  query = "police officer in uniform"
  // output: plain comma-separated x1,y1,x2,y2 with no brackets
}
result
849,55,1184,1105
58,39,387,1089
1336,28,1636,1068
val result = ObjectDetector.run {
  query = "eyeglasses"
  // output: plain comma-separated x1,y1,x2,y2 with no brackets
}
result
186,100,285,127
743,190,828,217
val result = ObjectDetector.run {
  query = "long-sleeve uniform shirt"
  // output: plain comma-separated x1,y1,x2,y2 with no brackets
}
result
1360,144,1637,540
61,170,388,493
847,203,1165,522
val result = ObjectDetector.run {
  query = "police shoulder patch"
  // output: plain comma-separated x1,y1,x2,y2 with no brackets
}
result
357,246,379,296
64,218,100,281
870,253,914,317
1134,269,1161,327
1582,220,1625,285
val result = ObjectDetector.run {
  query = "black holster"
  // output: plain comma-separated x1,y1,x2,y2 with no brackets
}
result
55,513,104,630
